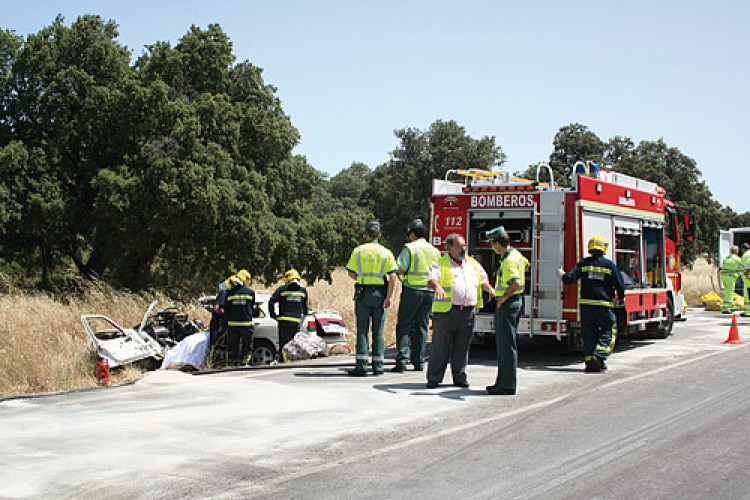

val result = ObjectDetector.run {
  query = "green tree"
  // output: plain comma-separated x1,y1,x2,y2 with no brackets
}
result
367,119,505,245
0,17,363,290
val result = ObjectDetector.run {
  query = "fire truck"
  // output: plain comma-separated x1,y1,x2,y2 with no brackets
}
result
430,161,695,347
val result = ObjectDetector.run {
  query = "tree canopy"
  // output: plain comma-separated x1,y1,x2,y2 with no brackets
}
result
0,16,362,290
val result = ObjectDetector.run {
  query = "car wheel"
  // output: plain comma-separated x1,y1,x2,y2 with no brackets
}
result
251,339,276,366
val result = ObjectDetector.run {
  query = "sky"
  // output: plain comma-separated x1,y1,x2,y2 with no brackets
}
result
6,1,750,212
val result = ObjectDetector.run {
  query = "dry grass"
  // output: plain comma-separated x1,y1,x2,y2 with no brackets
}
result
2,260,710,398
681,257,718,306
0,270,399,398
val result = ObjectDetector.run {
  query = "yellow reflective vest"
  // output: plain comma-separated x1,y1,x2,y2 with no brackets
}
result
403,239,441,288
432,255,485,313
495,247,529,297
347,241,398,285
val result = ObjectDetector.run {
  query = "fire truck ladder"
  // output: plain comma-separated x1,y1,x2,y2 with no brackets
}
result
530,164,565,337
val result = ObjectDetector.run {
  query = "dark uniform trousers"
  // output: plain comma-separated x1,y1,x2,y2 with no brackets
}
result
493,294,522,391
277,320,300,362
580,305,616,361
394,287,434,369
427,306,475,385
355,286,387,373
227,326,254,365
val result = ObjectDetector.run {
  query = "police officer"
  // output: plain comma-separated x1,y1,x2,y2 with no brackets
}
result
740,243,750,317
269,269,309,362
720,245,743,314
392,219,441,372
561,235,625,373
346,221,398,376
224,275,256,365
486,226,529,395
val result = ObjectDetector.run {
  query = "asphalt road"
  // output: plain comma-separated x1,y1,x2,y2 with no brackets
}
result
2,308,749,499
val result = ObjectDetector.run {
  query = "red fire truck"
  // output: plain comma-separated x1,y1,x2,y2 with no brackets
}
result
430,162,694,347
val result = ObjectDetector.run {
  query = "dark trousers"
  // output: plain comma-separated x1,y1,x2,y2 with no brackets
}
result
427,307,474,385
227,326,254,365
494,295,522,390
355,287,387,372
277,320,300,362
580,305,616,361
394,287,434,369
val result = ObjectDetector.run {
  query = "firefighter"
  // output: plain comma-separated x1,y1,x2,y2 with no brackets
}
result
486,226,529,395
740,243,750,317
561,235,625,373
392,218,441,372
210,269,252,346
269,269,309,362
346,221,398,376
224,275,256,365
720,245,743,314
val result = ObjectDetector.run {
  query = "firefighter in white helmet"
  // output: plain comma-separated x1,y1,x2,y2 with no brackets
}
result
561,234,625,372
269,269,309,362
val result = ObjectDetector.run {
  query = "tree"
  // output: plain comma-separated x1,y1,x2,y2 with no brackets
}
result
366,119,505,245
0,17,364,290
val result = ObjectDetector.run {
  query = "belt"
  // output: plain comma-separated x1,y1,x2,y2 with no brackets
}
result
451,304,475,311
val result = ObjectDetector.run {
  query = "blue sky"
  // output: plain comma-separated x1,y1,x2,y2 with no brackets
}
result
7,1,750,212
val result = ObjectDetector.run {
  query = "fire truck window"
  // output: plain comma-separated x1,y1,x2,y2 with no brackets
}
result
614,233,642,287
643,227,664,288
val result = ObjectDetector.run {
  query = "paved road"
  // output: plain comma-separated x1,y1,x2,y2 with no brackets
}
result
2,309,748,499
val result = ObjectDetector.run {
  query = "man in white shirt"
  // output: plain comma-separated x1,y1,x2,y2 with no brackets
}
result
426,233,494,389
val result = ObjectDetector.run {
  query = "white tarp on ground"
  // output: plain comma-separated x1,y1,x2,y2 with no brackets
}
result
161,332,210,371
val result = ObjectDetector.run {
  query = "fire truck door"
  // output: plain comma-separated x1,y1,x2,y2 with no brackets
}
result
581,211,614,261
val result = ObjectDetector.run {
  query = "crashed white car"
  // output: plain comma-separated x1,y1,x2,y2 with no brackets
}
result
81,301,166,369
199,293,350,365
82,295,351,370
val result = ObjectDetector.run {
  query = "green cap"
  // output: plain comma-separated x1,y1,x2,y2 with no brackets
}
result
365,220,381,233
486,226,508,241
407,218,425,231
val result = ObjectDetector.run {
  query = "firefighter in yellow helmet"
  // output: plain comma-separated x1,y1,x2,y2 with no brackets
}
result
268,269,309,362
561,234,625,372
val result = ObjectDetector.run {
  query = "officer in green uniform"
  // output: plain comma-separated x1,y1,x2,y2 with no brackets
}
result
392,219,441,372
741,243,750,317
485,226,529,395
346,221,398,376
720,245,743,314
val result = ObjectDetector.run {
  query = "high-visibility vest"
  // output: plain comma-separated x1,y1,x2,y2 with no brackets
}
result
721,254,743,278
495,247,529,297
403,239,441,288
432,255,484,313
742,253,750,276
350,242,394,285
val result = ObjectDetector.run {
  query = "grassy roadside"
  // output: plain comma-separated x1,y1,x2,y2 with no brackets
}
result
0,260,716,398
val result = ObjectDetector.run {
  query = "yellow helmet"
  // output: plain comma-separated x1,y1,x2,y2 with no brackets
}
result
284,268,301,283
237,269,252,283
588,234,608,253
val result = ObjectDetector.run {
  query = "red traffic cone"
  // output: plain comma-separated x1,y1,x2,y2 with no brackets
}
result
724,312,743,345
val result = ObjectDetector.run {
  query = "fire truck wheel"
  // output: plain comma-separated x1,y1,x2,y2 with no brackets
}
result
650,297,674,339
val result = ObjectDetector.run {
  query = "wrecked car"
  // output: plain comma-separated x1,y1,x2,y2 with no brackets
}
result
198,293,351,365
81,301,167,369
82,295,351,370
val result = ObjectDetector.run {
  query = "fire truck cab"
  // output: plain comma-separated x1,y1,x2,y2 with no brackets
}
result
430,162,693,347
